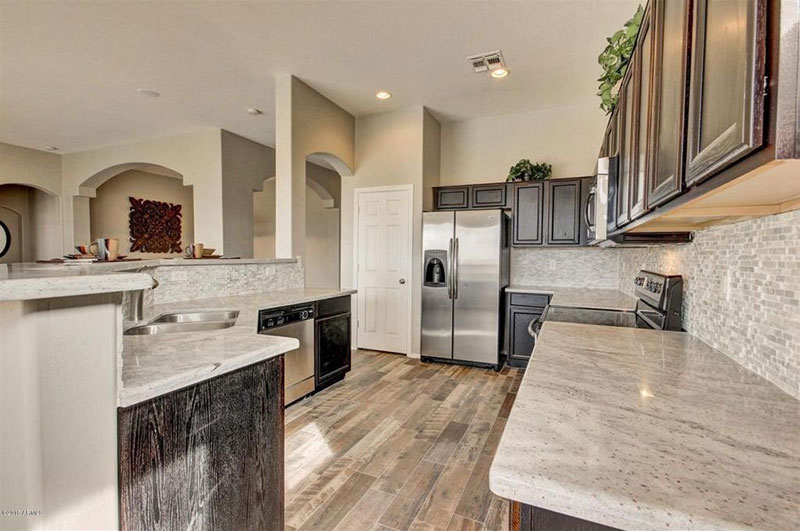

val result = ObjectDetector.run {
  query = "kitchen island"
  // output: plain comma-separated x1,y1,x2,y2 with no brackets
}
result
490,321,800,530
0,260,352,530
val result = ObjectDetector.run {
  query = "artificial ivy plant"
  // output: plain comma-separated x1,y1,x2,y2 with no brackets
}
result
597,4,644,113
507,159,552,182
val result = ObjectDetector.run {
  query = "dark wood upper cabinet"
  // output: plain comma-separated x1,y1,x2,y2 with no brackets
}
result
685,0,767,186
434,186,470,210
630,5,654,220
471,183,509,209
512,182,544,245
546,179,583,245
647,0,691,208
617,63,636,227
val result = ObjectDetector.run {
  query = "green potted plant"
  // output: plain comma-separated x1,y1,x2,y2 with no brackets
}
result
507,159,552,182
596,4,644,113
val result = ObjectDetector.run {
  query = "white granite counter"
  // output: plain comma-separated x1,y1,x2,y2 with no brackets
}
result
120,288,356,406
490,322,800,530
0,263,153,302
506,285,637,311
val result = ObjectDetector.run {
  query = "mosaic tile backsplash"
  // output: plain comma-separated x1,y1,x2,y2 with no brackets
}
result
511,210,800,399
138,261,304,314
619,210,800,399
511,247,623,288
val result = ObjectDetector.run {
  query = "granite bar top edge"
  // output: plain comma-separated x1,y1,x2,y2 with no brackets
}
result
0,272,154,302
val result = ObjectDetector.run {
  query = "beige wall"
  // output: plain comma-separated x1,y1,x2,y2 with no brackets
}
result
62,130,223,254
440,102,607,184
0,183,60,263
342,106,440,356
422,108,442,211
275,75,354,259
253,178,340,288
221,130,274,258
0,142,62,196
89,170,194,257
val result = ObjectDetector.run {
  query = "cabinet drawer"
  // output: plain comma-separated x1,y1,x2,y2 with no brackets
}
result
316,295,351,318
471,184,508,209
434,187,470,210
509,292,550,308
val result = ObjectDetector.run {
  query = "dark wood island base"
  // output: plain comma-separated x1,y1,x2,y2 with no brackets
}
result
510,501,621,531
118,356,285,531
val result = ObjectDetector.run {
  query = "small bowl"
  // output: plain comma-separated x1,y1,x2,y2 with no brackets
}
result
202,248,216,257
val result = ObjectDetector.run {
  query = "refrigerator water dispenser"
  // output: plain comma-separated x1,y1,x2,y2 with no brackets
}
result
423,250,448,287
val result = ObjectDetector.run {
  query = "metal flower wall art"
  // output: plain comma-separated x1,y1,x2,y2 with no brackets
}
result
128,196,183,253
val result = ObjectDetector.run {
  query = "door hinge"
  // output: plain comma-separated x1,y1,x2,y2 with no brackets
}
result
762,75,769,97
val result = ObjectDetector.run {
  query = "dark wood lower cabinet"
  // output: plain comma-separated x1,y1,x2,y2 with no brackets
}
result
510,501,621,531
118,357,285,531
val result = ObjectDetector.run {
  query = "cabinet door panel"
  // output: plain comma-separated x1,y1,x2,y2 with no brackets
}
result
617,70,635,226
509,308,540,364
471,184,508,208
435,187,470,210
685,0,766,185
648,0,691,208
512,183,544,246
547,180,581,245
631,8,653,220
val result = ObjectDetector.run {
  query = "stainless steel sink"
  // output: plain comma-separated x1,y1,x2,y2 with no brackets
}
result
124,310,239,335
153,310,239,323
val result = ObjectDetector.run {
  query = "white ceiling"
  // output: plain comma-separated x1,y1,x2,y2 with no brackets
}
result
0,0,639,154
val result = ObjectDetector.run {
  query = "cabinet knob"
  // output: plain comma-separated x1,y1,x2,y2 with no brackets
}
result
399,279,406,284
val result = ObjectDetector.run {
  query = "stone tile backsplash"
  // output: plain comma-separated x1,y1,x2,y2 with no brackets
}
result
618,210,800,399
511,247,623,288
139,261,304,313
511,210,800,399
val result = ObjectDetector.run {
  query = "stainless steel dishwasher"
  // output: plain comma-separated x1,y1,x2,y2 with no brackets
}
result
258,303,315,405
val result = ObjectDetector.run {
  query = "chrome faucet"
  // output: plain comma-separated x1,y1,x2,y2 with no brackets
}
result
129,267,159,322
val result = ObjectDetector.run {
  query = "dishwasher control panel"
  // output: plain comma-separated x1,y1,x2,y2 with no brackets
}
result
258,304,315,332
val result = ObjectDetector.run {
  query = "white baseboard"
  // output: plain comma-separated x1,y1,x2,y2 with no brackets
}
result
407,351,421,359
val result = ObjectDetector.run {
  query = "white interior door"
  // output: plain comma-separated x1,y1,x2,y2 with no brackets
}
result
356,188,411,354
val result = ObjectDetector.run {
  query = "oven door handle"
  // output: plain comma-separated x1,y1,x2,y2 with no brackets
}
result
528,315,541,339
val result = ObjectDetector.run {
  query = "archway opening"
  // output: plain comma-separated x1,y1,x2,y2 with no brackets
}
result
0,184,60,263
74,163,193,258
253,156,342,288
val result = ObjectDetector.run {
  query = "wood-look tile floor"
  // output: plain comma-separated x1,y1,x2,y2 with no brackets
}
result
284,349,523,531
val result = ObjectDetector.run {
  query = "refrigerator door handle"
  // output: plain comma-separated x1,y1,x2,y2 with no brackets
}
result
453,238,459,299
448,238,454,299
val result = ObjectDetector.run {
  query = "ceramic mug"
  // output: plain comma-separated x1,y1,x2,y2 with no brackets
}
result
89,238,119,261
185,243,204,259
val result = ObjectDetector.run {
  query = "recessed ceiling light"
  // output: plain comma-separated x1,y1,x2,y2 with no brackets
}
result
247,108,263,116
491,68,510,79
136,88,160,98
44,146,59,151
376,91,392,100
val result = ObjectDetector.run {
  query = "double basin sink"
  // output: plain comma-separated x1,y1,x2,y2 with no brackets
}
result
124,310,240,335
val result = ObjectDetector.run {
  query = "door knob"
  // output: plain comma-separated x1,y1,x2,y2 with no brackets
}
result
399,279,406,284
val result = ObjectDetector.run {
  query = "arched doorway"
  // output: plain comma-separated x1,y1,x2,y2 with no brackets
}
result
253,156,342,288
0,183,61,263
73,163,193,258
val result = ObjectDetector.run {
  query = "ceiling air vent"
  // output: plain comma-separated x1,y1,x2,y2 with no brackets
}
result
466,50,505,73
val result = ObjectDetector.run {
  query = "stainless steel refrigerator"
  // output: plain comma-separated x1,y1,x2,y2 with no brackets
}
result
421,209,509,368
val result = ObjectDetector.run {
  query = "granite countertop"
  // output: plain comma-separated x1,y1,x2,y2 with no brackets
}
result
506,284,637,311
490,322,800,531
0,259,296,302
120,288,356,407
0,263,154,302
